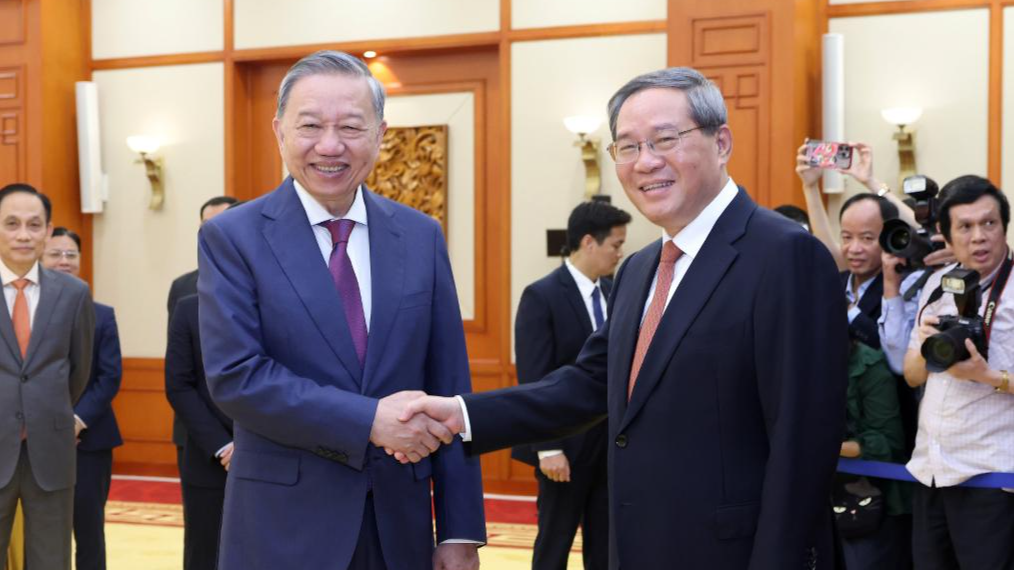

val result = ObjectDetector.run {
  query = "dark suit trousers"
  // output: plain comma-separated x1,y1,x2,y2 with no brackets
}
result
533,461,608,570
912,484,1013,570
0,442,73,570
74,448,112,570
181,482,225,570
348,493,387,570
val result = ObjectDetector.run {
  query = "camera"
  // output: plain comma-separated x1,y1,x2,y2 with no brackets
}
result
921,268,988,372
879,175,945,271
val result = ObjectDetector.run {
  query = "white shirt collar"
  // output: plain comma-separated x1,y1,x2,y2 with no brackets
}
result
564,258,600,300
844,272,878,303
293,179,369,227
663,177,739,257
0,259,40,287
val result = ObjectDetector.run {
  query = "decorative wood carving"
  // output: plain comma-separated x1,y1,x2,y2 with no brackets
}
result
366,125,449,230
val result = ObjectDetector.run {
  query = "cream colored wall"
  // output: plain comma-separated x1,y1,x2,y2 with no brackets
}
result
511,34,666,355
234,0,499,50
1004,7,1013,244
512,0,665,29
826,10,990,229
91,63,225,358
383,92,476,320
91,0,223,59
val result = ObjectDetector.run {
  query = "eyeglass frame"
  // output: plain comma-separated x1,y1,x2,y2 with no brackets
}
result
606,125,715,164
44,249,80,261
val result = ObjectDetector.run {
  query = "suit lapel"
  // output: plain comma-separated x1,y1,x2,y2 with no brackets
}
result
360,189,404,393
606,242,661,419
858,273,884,317
0,289,20,363
261,179,363,381
558,266,593,338
619,190,754,431
24,268,63,369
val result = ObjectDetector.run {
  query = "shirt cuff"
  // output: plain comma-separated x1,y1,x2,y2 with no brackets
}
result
537,450,564,460
454,395,473,442
847,306,861,323
74,415,87,430
215,442,233,458
440,539,484,545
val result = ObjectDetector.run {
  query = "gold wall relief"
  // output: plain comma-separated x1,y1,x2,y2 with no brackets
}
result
366,125,448,232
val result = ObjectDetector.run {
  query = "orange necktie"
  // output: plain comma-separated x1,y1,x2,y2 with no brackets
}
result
12,278,30,358
628,242,682,400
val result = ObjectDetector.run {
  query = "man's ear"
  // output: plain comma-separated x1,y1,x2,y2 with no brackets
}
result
271,117,284,151
580,234,597,251
715,124,733,164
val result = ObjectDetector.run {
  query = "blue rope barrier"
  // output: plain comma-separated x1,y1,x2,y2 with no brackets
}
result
837,458,1014,489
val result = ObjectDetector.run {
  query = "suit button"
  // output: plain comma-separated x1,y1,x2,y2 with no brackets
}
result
20,375,27,383
615,434,628,448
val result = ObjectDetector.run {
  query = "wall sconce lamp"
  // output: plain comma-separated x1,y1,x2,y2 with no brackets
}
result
880,107,923,188
126,135,164,210
563,116,602,199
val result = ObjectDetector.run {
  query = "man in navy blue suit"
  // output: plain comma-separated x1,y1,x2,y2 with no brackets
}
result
42,227,121,570
165,294,232,570
513,200,629,570
403,67,849,569
197,51,484,570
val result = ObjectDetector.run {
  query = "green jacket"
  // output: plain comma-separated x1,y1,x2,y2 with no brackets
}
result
844,342,912,516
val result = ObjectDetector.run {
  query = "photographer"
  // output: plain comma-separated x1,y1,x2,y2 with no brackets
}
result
903,175,1012,569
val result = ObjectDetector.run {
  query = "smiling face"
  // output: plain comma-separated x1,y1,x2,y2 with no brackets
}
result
272,73,387,216
0,192,52,276
42,234,81,277
613,88,732,236
947,194,1008,276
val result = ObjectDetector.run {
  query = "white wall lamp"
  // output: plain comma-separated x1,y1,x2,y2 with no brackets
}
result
126,135,164,210
880,107,923,189
563,116,602,199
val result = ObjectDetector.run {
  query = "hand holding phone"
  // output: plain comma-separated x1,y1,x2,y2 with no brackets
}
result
805,140,853,170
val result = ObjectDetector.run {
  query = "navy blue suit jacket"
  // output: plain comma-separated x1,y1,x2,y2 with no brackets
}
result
464,189,848,570
165,294,232,488
840,271,883,349
197,179,485,570
75,303,122,451
511,265,608,467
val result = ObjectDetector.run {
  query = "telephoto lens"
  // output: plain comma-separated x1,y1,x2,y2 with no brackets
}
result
921,315,987,372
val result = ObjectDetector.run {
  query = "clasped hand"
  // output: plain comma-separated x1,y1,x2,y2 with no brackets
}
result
370,391,464,463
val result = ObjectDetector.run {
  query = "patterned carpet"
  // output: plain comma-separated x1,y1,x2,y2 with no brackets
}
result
97,476,584,569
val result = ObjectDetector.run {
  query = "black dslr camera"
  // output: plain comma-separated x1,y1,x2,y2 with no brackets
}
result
879,175,945,271
921,268,987,372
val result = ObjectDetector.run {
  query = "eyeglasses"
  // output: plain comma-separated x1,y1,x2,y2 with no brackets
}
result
44,250,79,261
607,126,711,164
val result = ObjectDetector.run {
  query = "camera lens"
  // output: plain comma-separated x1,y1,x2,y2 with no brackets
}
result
922,327,972,372
888,227,911,252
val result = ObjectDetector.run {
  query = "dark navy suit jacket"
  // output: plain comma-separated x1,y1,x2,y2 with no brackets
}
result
165,294,232,489
841,271,884,349
511,265,608,467
197,179,485,570
464,188,848,569
75,303,122,451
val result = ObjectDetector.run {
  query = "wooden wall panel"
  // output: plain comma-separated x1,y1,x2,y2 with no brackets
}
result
0,110,24,184
0,0,26,46
112,358,177,477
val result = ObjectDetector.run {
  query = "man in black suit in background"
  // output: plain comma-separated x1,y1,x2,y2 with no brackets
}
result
165,294,233,570
513,201,630,570
165,197,236,477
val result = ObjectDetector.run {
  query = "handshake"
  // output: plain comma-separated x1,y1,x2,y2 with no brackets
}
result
368,391,467,463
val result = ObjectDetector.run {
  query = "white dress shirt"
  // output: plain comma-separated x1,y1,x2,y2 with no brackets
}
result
1,260,41,327
640,177,739,322
460,178,740,442
844,273,877,324
564,258,607,331
293,180,372,331
905,259,1014,487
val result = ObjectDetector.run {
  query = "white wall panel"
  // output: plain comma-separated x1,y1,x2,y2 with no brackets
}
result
383,93,476,319
234,0,498,49
92,64,225,357
512,0,665,30
92,0,223,59
1003,7,1013,244
828,10,989,207
511,34,666,358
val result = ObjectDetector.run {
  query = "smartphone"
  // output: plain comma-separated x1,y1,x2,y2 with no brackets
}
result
804,140,852,170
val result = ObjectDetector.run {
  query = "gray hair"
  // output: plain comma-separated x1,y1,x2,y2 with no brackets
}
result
276,50,386,122
607,67,727,140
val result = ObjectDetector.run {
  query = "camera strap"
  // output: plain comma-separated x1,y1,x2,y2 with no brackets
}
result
983,255,1013,344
